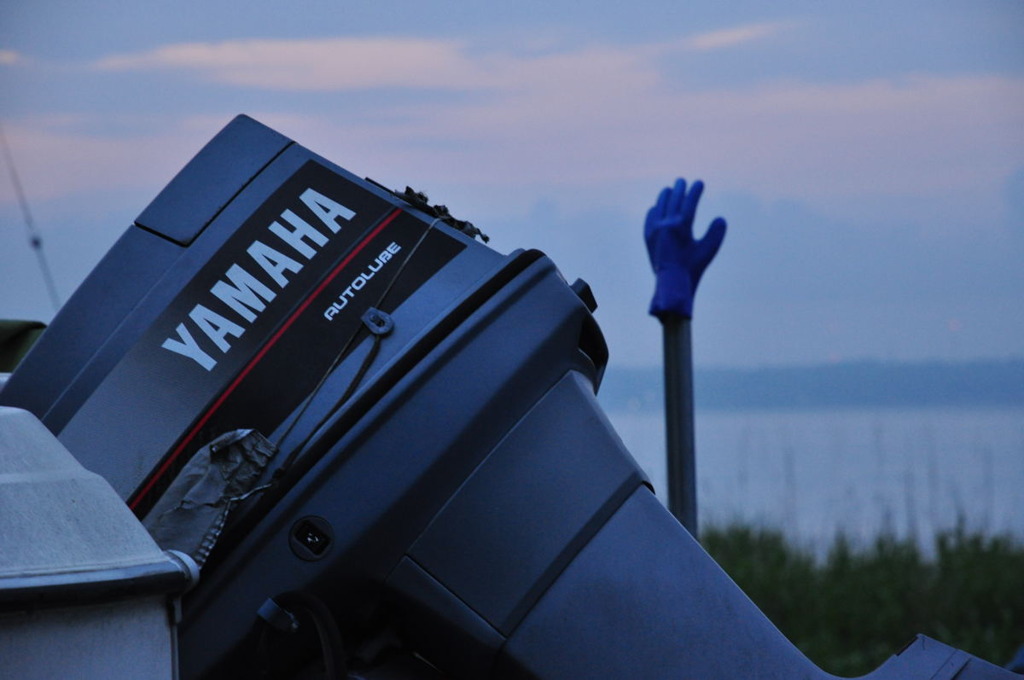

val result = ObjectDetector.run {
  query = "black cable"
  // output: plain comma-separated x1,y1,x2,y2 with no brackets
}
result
273,215,443,475
258,592,349,680
293,593,348,680
335,334,381,408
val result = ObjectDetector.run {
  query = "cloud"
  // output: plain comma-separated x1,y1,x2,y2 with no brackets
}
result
0,49,21,65
282,71,1024,216
0,116,219,205
6,30,1024,367
89,28,789,93
12,34,1022,232
93,37,490,91
682,22,793,51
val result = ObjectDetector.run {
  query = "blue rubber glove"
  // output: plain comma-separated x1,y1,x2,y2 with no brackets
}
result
645,178,727,320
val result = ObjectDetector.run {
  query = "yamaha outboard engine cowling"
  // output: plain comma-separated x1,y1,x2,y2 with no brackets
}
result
2,116,1013,679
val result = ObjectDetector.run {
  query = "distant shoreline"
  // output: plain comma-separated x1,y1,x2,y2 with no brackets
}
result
598,359,1024,412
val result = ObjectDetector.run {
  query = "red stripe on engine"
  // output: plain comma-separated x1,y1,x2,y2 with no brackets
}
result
129,208,403,511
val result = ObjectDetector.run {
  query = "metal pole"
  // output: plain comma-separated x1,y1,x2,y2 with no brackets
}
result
644,178,725,537
662,315,697,537
1,122,61,312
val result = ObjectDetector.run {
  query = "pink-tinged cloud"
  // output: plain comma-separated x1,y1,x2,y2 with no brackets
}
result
89,24,797,92
682,22,794,51
93,38,489,91
8,35,1021,228
278,72,1023,209
90,36,670,95
0,117,217,205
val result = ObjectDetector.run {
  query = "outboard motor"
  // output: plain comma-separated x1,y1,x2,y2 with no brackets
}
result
2,116,1013,679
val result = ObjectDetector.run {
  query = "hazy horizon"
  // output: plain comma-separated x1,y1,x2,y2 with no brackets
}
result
599,357,1024,411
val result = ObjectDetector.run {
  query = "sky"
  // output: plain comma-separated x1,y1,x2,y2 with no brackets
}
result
1,1,1022,369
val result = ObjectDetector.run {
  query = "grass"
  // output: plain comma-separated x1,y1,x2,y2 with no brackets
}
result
701,523,1024,676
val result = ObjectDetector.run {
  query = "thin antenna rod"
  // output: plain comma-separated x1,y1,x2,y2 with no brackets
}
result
1,122,62,313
